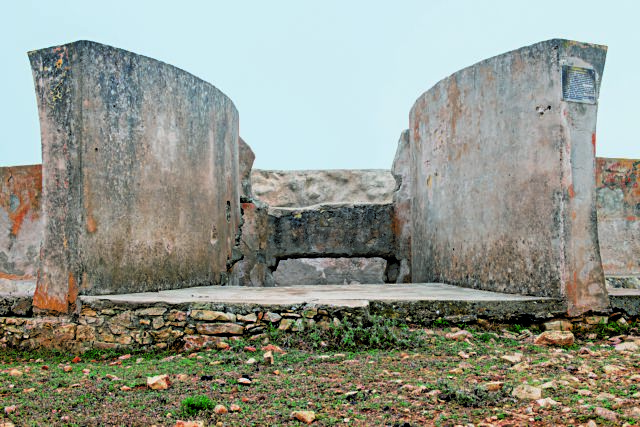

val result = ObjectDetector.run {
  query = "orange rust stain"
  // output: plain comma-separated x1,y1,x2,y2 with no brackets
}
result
0,271,34,280
571,211,577,220
33,283,68,314
627,216,638,221
67,272,79,307
568,185,575,199
86,216,97,233
591,133,596,155
1,165,42,239
83,176,97,233
9,202,30,236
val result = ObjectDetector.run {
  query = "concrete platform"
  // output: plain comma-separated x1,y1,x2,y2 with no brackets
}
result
2,282,639,320
82,283,556,307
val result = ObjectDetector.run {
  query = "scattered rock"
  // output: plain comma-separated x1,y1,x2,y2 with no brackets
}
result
614,342,638,352
120,386,132,391
540,381,556,390
147,374,171,390
238,377,252,385
245,358,257,365
291,410,316,424
71,356,81,363
501,353,523,364
445,330,473,341
261,344,285,354
536,397,559,407
596,392,616,401
485,382,504,391
544,320,573,331
174,421,204,427
63,365,72,372
512,384,542,400
4,405,17,414
534,331,574,346
244,346,257,352
509,362,530,372
603,365,624,375
214,405,228,414
264,350,274,365
594,407,617,422
230,404,241,412
8,369,22,377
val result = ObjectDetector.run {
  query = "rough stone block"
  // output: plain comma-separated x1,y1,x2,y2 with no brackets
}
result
273,257,386,286
190,310,236,322
267,204,396,261
409,39,609,315
196,322,244,336
29,40,240,313
251,170,395,207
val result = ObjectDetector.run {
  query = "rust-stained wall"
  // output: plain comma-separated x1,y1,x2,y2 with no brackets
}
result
596,158,640,277
409,39,609,315
0,165,42,281
29,41,240,313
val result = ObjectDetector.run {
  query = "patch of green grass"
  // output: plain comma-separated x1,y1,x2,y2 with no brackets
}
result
180,395,216,416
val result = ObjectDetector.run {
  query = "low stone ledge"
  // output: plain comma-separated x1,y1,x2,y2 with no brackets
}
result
0,291,636,353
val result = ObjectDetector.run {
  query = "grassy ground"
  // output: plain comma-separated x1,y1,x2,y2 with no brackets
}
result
0,318,639,426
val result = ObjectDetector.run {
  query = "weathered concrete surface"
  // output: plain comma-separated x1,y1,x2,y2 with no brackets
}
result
410,39,608,315
239,137,255,200
266,203,396,263
228,201,274,287
273,257,386,286
251,170,395,207
0,165,42,284
608,288,640,317
596,158,640,278
391,130,412,283
29,41,240,313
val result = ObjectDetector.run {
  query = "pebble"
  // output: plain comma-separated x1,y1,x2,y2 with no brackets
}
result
291,410,316,424
214,405,228,414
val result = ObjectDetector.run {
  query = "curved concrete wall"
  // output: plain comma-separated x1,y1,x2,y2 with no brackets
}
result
596,158,640,277
0,165,42,282
410,39,608,315
29,41,240,313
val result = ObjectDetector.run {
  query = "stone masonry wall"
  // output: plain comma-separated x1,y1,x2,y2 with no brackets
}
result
251,169,395,207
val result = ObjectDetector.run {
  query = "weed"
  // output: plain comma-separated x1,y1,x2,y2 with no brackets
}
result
180,395,215,416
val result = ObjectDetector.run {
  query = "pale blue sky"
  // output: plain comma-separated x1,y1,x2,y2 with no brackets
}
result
1,0,638,169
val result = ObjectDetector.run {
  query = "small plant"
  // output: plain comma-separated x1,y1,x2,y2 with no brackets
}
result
180,395,215,416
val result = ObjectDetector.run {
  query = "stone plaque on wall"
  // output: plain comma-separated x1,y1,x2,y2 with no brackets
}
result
562,65,596,104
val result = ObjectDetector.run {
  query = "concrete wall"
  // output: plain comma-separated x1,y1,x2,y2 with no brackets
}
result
391,130,412,283
0,165,43,282
251,170,395,207
410,39,609,315
596,158,640,277
29,41,240,313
